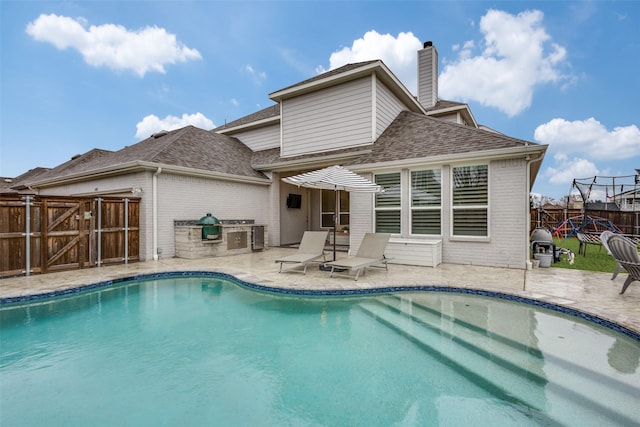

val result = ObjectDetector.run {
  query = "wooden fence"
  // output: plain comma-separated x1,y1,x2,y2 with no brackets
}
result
0,195,139,277
531,208,640,237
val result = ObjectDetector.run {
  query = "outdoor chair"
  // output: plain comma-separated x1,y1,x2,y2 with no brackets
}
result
275,231,328,274
606,234,640,295
600,230,623,280
324,233,391,281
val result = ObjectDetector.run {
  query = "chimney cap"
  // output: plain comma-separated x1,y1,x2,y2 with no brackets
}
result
423,41,433,48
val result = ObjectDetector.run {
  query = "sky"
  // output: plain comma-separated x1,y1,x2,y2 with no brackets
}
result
1,1,639,201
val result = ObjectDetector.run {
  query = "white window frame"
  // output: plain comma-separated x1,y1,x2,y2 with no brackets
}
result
374,168,443,237
410,168,442,236
374,172,402,234
450,164,490,240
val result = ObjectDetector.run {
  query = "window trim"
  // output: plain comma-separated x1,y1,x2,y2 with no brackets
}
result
409,168,442,237
450,163,490,241
374,167,443,237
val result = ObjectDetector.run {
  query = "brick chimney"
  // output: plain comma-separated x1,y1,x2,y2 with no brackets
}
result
417,41,438,109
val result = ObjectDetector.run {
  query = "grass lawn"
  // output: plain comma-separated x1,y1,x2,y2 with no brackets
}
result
549,237,619,273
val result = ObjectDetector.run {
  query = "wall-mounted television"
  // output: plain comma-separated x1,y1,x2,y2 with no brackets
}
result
286,193,302,209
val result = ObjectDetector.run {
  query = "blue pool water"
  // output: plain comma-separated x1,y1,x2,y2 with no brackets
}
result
1,274,639,426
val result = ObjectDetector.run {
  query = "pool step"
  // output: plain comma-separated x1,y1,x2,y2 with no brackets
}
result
357,296,640,426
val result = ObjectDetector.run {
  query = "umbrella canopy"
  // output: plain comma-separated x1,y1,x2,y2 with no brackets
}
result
282,165,382,192
282,165,381,261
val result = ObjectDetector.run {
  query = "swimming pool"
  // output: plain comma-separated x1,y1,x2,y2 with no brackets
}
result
1,273,639,426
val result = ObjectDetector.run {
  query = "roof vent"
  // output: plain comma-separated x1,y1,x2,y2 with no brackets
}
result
71,154,81,160
153,130,169,138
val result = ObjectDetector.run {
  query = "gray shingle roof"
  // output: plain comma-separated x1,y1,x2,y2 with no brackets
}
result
424,99,467,111
1,167,51,193
249,111,539,170
29,126,268,185
270,61,379,97
347,111,538,166
214,104,280,131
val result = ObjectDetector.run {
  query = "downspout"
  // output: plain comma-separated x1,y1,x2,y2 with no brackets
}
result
525,153,545,267
153,167,162,260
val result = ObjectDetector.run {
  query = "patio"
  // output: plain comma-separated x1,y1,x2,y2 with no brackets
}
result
1,247,639,334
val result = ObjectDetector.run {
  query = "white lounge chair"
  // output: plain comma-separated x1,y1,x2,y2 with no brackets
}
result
325,233,391,280
275,231,328,274
600,230,623,280
607,234,640,294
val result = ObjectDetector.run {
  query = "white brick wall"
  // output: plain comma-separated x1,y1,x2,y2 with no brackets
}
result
442,158,528,269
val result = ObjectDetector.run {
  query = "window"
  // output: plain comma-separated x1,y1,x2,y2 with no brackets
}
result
411,169,441,235
375,172,401,233
452,165,488,237
321,190,349,228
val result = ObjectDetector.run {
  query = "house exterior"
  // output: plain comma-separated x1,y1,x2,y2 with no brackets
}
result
6,41,546,269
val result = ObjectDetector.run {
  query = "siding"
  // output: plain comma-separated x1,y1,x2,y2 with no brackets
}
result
375,79,406,139
442,159,528,269
417,46,437,108
232,124,280,151
348,174,376,254
281,77,373,157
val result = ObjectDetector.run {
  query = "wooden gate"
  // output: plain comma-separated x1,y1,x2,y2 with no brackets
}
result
0,195,139,277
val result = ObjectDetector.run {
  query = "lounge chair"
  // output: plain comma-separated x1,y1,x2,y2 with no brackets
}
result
607,234,640,294
325,233,391,280
275,231,328,274
600,230,623,280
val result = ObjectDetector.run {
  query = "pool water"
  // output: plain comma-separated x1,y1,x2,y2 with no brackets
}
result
1,275,639,426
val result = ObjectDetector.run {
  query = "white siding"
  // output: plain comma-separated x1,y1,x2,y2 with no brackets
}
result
442,159,528,269
348,173,376,254
232,124,280,151
375,79,406,139
281,77,373,157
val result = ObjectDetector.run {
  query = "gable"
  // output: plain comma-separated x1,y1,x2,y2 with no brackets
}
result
281,76,374,157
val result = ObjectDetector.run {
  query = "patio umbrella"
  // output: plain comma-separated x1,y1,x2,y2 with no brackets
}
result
282,165,382,261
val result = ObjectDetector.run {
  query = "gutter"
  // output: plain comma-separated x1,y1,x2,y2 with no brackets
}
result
26,161,272,189
347,144,548,173
153,167,162,261
253,149,372,172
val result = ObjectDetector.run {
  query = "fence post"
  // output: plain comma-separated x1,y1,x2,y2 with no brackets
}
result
97,197,102,267
24,195,31,276
124,198,129,264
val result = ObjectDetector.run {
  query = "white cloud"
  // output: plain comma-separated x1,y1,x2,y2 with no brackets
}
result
135,113,215,139
26,14,201,76
230,98,240,107
243,64,267,84
542,153,599,185
321,30,423,92
534,117,640,160
440,9,570,116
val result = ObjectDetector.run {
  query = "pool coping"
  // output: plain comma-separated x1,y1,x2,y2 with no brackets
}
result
2,270,638,343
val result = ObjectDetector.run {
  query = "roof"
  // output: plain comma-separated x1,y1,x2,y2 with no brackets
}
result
270,61,378,97
215,104,280,132
1,167,51,193
250,110,545,172
25,126,268,187
269,59,424,113
348,111,542,166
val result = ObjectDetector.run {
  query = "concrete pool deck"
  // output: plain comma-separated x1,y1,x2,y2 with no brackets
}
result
1,247,639,334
